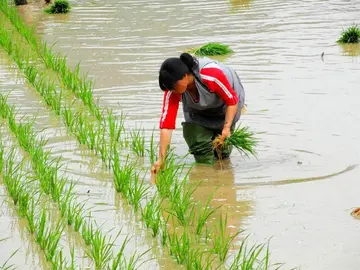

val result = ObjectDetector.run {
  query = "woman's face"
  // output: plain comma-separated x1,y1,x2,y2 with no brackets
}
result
172,74,189,94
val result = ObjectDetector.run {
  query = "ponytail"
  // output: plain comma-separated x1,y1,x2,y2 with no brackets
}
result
179,52,199,72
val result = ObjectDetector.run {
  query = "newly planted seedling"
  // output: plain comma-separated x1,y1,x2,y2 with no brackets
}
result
141,197,162,237
168,180,200,226
127,172,150,212
211,213,242,262
130,127,145,157
168,230,191,265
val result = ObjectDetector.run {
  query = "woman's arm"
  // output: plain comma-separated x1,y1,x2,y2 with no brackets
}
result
152,91,181,173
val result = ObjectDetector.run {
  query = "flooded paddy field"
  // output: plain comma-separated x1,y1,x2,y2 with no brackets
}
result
1,0,360,269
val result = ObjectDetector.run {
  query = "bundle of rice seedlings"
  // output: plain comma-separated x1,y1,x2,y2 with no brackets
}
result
337,25,360,44
188,42,234,56
45,0,71,14
213,125,257,159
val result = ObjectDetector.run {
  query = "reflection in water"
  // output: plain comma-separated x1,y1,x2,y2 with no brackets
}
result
229,0,253,10
339,43,360,56
188,161,254,241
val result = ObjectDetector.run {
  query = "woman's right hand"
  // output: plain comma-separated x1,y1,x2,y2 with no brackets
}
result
151,159,163,175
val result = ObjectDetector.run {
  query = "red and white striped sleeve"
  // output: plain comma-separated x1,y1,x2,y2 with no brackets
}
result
200,64,239,106
159,91,181,129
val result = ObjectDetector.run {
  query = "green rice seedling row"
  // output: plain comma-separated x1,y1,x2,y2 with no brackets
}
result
0,93,137,269
0,4,279,269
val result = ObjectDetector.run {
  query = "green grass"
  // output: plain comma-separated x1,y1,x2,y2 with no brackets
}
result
168,230,191,265
86,229,119,269
337,25,360,44
188,42,234,56
141,197,162,237
211,213,241,262
127,172,150,212
168,180,199,226
195,188,220,236
44,0,71,14
130,127,145,157
112,153,135,194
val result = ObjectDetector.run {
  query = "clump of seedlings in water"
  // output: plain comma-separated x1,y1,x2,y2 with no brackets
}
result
337,25,360,44
141,197,162,237
130,127,146,157
211,213,241,262
168,230,191,265
188,42,234,56
44,0,71,14
167,179,199,226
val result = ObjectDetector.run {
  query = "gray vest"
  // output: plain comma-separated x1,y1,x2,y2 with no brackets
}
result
182,57,245,130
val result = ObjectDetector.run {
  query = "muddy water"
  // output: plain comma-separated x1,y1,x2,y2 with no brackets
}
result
1,0,360,269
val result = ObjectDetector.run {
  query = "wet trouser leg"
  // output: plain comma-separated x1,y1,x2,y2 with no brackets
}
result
182,122,234,164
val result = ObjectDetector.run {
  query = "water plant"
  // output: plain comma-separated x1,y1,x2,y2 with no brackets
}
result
130,127,145,157
167,180,199,226
337,25,360,44
141,197,162,237
188,42,234,56
112,153,135,194
86,229,119,269
146,128,158,165
211,213,241,262
127,172,150,212
195,188,220,236
44,0,71,14
168,230,191,265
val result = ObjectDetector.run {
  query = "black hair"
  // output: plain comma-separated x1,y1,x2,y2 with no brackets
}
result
158,53,199,91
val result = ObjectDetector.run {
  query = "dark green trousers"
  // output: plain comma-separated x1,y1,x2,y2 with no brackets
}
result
182,122,233,165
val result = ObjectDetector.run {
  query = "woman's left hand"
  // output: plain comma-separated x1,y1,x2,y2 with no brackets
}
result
221,126,231,142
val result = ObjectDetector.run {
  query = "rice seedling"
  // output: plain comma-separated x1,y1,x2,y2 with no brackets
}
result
53,250,67,270
86,229,118,269
155,157,187,198
43,220,65,261
168,230,191,265
112,153,135,195
127,173,150,212
106,109,125,143
195,187,220,236
81,220,95,246
228,236,283,270
111,235,151,270
141,197,162,237
130,127,145,157
211,213,242,263
26,197,37,234
160,215,170,246
185,248,216,270
44,0,71,14
213,124,258,160
66,199,86,227
337,25,360,44
146,128,158,165
188,42,234,56
168,180,200,227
